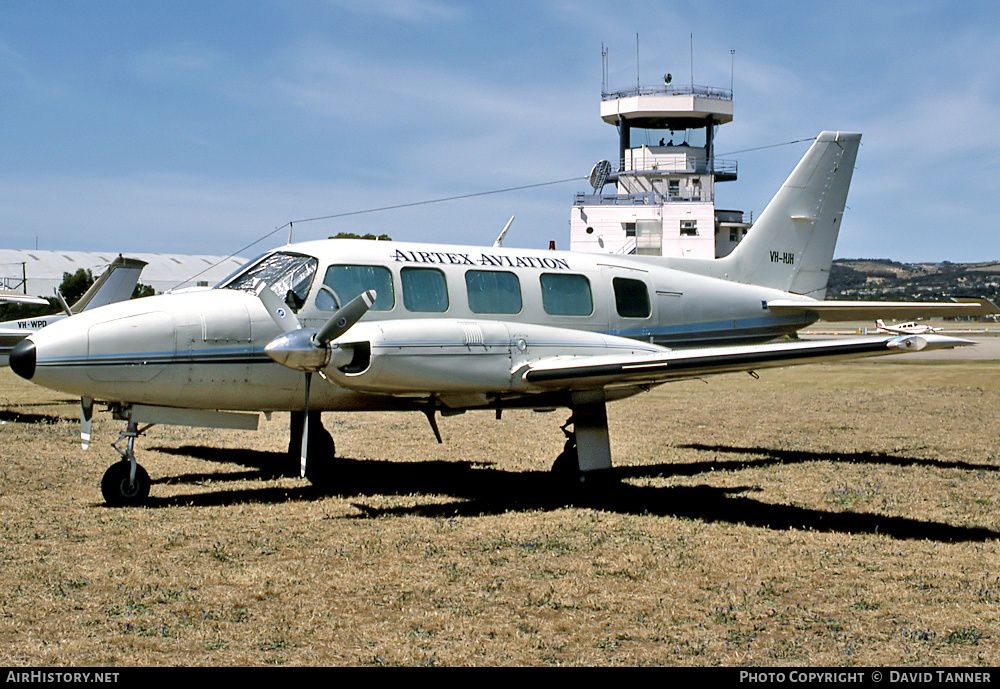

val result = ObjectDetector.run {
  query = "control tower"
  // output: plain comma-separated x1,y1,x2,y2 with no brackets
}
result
570,60,750,259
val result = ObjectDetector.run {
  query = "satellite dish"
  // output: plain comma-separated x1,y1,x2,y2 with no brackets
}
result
664,73,672,85
589,160,612,192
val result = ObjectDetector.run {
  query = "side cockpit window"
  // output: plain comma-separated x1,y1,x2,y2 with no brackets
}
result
218,252,318,312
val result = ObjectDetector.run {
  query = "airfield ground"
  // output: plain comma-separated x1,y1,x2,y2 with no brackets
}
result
1,326,999,666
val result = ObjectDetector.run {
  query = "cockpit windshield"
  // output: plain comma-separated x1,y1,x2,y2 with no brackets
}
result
218,251,318,311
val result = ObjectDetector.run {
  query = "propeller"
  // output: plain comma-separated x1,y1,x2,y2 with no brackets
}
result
258,286,376,477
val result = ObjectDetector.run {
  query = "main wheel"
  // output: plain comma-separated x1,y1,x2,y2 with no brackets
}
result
551,440,581,479
101,462,150,506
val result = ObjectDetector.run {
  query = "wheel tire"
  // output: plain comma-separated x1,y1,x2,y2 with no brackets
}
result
551,447,580,478
101,462,150,506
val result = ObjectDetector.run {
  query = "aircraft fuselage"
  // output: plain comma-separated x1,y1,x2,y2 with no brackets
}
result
11,239,815,413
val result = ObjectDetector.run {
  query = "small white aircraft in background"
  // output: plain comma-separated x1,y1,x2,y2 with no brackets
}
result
875,319,943,335
0,291,49,306
8,132,998,505
1,256,146,366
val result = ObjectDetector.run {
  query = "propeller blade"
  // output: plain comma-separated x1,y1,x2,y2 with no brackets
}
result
257,284,302,333
300,372,311,478
315,289,376,345
80,397,94,450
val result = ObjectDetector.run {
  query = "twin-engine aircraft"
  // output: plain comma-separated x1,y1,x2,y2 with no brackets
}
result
875,319,943,335
8,132,997,505
1,256,146,366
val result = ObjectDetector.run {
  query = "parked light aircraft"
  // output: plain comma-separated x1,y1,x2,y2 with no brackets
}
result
8,132,998,505
875,319,943,335
1,256,146,366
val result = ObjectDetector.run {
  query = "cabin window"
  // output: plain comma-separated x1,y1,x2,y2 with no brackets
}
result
465,270,521,314
401,266,449,313
680,220,698,236
319,264,394,311
613,277,650,318
540,273,593,316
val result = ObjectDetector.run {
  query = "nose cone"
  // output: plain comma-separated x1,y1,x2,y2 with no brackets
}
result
9,338,36,380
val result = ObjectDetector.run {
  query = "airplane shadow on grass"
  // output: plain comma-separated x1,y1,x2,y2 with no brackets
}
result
140,442,1000,544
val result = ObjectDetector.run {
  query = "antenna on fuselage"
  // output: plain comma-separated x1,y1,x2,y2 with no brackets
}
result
493,216,515,247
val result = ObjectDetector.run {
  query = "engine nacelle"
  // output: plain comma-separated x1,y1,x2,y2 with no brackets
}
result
323,318,664,395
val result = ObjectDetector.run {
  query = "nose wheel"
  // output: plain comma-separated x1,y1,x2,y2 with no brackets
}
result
102,420,152,506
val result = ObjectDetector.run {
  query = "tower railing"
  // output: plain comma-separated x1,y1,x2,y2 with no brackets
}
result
602,84,732,101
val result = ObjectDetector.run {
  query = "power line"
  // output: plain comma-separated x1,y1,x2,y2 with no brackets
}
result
290,177,585,225
173,176,584,290
717,138,814,157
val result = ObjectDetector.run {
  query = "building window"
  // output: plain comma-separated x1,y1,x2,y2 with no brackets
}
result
623,222,636,237
668,180,680,197
613,277,650,318
465,270,521,314
540,273,593,316
680,220,698,236
401,267,448,313
730,228,739,242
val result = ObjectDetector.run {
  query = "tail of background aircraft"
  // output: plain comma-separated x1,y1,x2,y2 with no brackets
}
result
660,131,861,299
69,255,147,313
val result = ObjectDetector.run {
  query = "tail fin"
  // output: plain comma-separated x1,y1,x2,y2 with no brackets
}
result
716,131,861,298
70,255,147,313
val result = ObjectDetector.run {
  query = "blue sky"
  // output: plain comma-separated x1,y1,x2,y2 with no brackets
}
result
2,1,998,262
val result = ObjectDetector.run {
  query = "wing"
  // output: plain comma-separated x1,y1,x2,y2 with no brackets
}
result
767,297,999,321
518,334,975,391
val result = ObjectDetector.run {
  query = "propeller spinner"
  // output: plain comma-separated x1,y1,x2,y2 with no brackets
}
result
259,287,376,478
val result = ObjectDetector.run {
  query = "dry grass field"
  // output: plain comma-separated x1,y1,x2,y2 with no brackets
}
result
1,358,999,667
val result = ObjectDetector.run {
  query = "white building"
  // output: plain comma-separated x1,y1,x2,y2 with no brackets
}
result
570,73,750,259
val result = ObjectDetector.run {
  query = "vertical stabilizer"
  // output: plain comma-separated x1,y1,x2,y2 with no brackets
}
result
70,256,147,313
716,131,860,298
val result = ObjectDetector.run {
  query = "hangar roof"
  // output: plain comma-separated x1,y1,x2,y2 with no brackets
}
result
0,249,247,297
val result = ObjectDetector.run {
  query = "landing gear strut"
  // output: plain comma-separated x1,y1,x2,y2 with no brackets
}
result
550,392,613,483
288,410,337,481
102,420,151,506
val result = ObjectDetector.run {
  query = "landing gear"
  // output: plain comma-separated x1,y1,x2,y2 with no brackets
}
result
551,419,582,480
288,410,337,482
101,461,150,506
102,420,151,506
550,393,614,484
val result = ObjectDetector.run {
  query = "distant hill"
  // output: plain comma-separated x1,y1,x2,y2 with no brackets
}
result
827,259,1000,305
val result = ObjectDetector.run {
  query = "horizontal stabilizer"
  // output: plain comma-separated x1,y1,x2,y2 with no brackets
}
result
767,297,1000,321
0,290,49,306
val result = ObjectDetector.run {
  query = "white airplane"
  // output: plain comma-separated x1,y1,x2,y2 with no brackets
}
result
875,319,943,335
1,256,146,366
8,132,997,505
